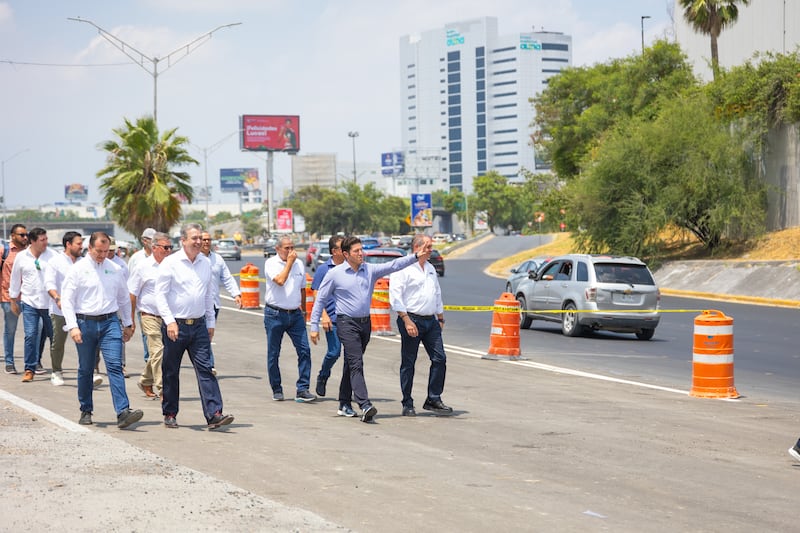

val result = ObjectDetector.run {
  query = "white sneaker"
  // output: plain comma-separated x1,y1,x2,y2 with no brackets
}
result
93,374,103,388
50,371,64,386
211,367,217,376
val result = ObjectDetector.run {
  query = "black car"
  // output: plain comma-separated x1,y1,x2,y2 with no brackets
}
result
263,245,277,258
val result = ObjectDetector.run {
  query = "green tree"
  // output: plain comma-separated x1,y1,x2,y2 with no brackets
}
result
471,172,518,231
679,0,750,79
97,116,197,237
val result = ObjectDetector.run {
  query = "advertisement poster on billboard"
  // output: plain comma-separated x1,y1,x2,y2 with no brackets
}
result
239,115,300,152
275,208,293,233
65,183,88,202
410,193,433,227
220,168,259,193
474,211,489,231
381,151,404,176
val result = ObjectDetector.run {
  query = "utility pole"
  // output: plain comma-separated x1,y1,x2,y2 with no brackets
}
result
640,15,651,53
1,148,30,237
348,131,359,183
68,17,241,124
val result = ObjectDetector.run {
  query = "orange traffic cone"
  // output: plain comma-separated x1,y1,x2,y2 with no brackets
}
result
689,310,739,399
483,292,521,360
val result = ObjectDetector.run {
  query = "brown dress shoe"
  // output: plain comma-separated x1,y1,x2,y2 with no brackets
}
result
137,382,157,398
21,369,34,382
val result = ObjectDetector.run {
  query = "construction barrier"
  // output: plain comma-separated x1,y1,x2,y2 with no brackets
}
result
483,292,521,360
370,277,394,336
305,273,315,317
239,263,261,309
689,309,739,399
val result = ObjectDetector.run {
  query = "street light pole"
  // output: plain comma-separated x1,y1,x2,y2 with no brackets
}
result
1,148,30,237
641,15,651,53
348,131,359,184
68,17,241,124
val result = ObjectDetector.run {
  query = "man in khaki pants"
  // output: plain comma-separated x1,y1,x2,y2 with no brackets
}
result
128,232,173,398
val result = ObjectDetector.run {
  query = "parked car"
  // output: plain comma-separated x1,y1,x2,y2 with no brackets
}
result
363,249,404,270
428,249,445,277
361,237,381,250
312,242,331,272
396,235,413,250
452,233,467,241
432,233,450,244
514,254,660,339
505,256,551,294
214,238,241,261
263,245,277,258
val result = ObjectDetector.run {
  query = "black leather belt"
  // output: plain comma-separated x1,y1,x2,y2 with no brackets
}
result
175,317,204,325
408,313,435,320
339,315,371,323
265,304,300,313
140,311,159,318
76,313,116,321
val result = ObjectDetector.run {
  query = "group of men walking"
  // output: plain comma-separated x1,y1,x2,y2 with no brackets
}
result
1,223,237,431
268,232,454,423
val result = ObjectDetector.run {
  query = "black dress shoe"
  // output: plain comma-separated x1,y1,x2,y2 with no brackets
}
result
315,377,327,397
423,398,453,415
402,405,417,417
164,414,178,429
117,408,144,429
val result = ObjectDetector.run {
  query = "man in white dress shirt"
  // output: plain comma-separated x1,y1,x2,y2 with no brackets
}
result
61,232,142,428
200,231,241,375
128,232,172,399
389,234,453,417
155,223,234,430
9,227,56,383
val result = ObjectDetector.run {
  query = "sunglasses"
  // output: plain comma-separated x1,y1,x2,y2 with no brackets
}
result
157,244,174,250
15,232,28,238
34,259,40,271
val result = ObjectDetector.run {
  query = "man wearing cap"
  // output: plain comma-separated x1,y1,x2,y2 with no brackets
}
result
107,237,129,277
60,232,142,428
128,227,156,363
155,223,234,430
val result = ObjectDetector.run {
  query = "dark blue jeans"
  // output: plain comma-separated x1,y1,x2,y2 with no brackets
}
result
396,315,447,408
336,315,372,409
263,307,311,394
75,315,128,415
317,323,341,379
161,318,224,422
20,302,52,372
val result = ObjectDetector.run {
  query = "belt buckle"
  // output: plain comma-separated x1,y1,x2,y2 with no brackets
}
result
184,318,195,325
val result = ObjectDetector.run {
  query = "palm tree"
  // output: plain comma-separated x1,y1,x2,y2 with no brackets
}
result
97,116,198,237
679,0,750,79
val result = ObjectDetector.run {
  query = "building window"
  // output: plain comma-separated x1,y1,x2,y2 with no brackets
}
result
448,82,461,93
492,80,516,87
492,57,516,65
408,105,416,110
477,80,485,91
491,46,516,53
448,116,462,127
495,163,518,168
493,103,516,109
494,114,517,120
477,57,485,68
448,105,460,116
477,125,486,137
449,129,462,141
494,129,518,134
408,84,416,89
449,163,462,173
409,126,417,131
542,43,569,51
408,116,416,120
448,94,461,105
450,152,462,162
494,68,516,75
408,94,416,99
408,73,416,78
477,139,486,149
448,72,461,84
494,151,518,156
478,149,486,160
477,102,485,113
493,92,517,98
407,63,415,68
449,140,462,151
478,161,487,172
494,140,518,145
476,68,485,78
542,69,562,73
543,57,569,63
447,50,460,61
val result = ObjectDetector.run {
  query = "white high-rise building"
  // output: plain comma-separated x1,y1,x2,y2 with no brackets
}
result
398,17,571,195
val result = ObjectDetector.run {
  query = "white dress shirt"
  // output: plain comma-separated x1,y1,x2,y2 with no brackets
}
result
44,252,80,316
263,254,305,309
9,247,57,309
126,248,150,277
155,248,215,327
389,260,444,316
61,257,133,331
127,255,160,315
207,251,241,309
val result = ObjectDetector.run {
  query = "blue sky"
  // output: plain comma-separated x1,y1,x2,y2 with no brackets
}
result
0,0,674,210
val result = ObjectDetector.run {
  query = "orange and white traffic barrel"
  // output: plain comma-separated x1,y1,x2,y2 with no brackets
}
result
483,292,521,360
239,263,261,309
370,277,394,336
689,309,739,399
305,273,315,317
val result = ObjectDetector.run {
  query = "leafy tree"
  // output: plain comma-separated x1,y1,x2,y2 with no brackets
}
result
533,41,696,180
471,172,518,231
375,195,410,235
97,116,197,237
678,0,750,79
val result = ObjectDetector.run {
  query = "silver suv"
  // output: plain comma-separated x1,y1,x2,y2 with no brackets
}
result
514,254,661,339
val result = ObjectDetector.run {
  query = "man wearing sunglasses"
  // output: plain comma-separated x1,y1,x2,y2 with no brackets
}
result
128,232,173,399
2,224,27,374
9,227,56,383
200,231,242,376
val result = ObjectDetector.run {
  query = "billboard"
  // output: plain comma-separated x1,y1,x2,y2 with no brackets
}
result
381,151,405,176
410,193,433,227
240,115,300,152
65,183,88,201
275,208,293,233
220,168,259,193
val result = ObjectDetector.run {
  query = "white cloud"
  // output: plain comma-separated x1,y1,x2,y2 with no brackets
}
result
0,2,13,25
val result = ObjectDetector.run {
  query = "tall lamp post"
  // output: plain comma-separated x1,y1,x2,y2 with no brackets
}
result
68,17,241,124
640,15,651,53
1,148,30,237
348,131,359,184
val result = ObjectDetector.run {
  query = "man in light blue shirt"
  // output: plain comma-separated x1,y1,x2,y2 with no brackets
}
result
310,235,430,422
